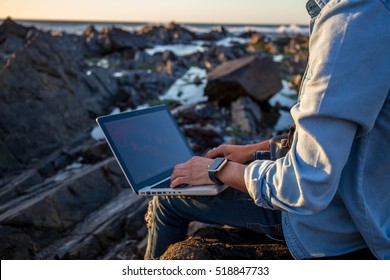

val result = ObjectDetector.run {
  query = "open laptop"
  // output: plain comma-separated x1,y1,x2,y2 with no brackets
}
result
96,105,228,196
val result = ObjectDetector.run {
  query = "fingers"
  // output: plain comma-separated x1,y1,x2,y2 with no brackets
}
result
205,145,224,158
170,156,213,187
170,158,194,188
170,176,187,188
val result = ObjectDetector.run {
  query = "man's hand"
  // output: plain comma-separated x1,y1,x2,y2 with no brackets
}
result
205,140,270,164
170,155,249,193
170,156,214,188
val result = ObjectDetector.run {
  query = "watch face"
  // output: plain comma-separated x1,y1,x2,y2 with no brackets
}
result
208,157,226,171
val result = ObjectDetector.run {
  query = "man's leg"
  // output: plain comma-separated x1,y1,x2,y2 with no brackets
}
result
145,187,282,259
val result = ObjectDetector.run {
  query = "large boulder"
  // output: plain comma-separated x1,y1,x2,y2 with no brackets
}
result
160,227,377,260
0,20,117,176
204,55,282,105
160,227,293,260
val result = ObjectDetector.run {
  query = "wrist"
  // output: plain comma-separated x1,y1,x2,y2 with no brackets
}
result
216,161,247,193
208,157,228,185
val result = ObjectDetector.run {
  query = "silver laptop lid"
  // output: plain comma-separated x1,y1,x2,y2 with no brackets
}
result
96,105,193,194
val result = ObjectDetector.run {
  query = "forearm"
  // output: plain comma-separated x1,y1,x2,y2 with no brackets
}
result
207,139,270,163
247,140,270,153
208,140,270,192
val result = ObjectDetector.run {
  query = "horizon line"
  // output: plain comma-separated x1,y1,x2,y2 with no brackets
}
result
1,16,308,27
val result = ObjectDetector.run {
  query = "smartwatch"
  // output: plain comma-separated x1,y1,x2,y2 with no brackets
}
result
208,157,228,185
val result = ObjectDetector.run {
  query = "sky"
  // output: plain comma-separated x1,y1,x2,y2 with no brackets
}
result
0,0,310,25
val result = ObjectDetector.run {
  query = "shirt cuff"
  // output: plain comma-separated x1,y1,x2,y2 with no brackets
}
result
244,160,275,209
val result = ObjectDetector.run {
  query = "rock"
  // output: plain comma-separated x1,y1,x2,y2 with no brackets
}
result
1,35,25,54
0,130,142,259
82,25,104,55
248,33,265,45
36,190,149,260
0,158,127,258
247,33,280,54
160,227,377,260
239,30,260,39
0,158,122,227
0,124,153,260
153,51,190,78
99,26,149,55
156,52,191,77
83,25,150,56
182,125,224,154
114,70,176,108
0,17,31,43
0,225,38,259
231,97,262,135
0,18,34,65
128,50,160,71
203,45,249,65
0,22,119,176
196,25,230,41
160,227,293,260
205,55,282,105
161,50,178,63
173,103,230,129
0,139,23,175
173,103,220,123
137,22,196,45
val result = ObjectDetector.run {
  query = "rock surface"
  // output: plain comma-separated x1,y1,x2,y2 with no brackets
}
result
160,227,292,260
0,20,116,176
160,227,377,260
205,55,282,105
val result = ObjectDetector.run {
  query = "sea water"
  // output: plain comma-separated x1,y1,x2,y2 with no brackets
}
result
5,19,309,37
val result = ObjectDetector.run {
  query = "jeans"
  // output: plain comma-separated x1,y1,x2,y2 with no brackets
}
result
144,187,283,259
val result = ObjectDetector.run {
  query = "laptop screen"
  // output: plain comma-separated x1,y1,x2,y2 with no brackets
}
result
97,105,193,192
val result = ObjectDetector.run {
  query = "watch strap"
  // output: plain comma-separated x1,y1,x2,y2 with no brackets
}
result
208,158,228,185
208,169,224,185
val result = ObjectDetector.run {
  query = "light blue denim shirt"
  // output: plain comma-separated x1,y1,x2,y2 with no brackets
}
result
245,0,390,259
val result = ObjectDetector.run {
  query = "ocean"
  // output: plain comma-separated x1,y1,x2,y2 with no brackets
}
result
2,19,309,37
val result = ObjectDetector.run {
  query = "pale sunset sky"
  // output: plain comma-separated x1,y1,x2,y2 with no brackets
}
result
1,0,310,24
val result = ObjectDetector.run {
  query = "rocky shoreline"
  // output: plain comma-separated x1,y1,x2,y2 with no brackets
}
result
0,18,309,259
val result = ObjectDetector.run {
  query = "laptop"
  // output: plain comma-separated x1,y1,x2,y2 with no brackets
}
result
96,105,228,196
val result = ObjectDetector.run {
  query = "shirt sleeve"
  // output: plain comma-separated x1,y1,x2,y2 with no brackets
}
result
245,0,390,214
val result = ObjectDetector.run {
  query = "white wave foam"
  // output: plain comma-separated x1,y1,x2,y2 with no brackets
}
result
145,44,206,56
160,67,207,105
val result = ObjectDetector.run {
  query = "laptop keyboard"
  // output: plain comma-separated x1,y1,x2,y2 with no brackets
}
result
150,180,188,189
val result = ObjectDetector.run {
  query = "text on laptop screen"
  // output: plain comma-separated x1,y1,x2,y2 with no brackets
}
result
103,109,192,185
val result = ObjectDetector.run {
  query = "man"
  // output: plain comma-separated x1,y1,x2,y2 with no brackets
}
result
145,0,390,259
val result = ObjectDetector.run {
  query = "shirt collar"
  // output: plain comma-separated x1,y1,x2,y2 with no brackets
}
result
314,0,331,8
306,0,328,18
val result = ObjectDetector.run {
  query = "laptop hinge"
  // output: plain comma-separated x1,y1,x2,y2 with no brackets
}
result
146,177,170,189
